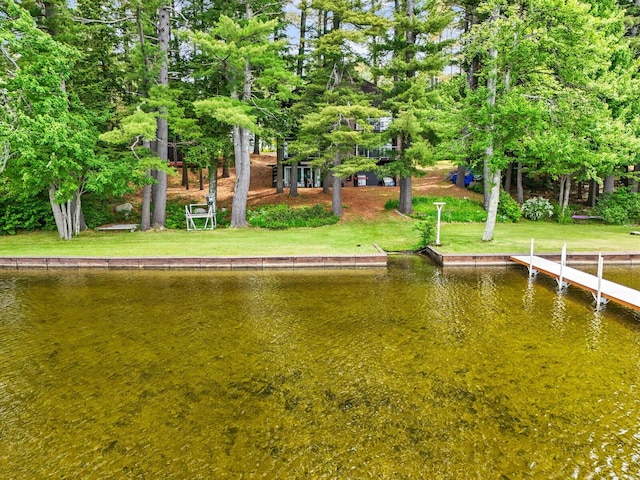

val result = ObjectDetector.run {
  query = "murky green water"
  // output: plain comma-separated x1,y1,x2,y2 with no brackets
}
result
1,256,640,479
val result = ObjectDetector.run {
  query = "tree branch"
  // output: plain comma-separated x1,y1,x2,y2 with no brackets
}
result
72,15,136,25
0,45,18,73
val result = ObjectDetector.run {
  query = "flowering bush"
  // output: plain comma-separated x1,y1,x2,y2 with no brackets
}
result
521,197,554,221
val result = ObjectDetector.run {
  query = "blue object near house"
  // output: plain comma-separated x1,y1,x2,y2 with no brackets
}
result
451,172,474,187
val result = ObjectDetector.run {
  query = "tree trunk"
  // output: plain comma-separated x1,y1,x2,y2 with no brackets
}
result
141,179,151,231
208,155,218,215
289,161,299,197
483,161,491,210
396,0,416,215
331,154,343,217
72,190,83,235
49,186,68,240
558,174,571,215
455,164,467,189
516,162,524,204
603,174,615,194
49,185,83,240
632,162,640,193
71,193,85,232
182,164,189,190
297,1,308,76
231,124,251,227
222,157,230,178
135,7,153,228
151,6,169,229
504,162,512,193
276,140,284,194
323,172,330,194
481,6,500,242
587,179,599,207
229,3,254,228
253,134,260,155
482,170,501,242
398,176,412,214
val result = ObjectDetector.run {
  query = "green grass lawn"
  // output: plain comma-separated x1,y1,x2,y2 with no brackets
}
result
435,221,640,254
0,217,637,257
0,216,418,257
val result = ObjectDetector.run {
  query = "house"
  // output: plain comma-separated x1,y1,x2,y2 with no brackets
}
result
272,116,397,188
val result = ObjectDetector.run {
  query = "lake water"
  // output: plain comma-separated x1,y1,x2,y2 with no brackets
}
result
1,256,639,479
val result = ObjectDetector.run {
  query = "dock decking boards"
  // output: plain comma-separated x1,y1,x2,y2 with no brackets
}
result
510,255,640,311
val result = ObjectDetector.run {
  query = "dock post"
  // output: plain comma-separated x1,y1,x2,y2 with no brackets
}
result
557,244,568,290
528,238,537,278
434,202,446,246
595,253,608,309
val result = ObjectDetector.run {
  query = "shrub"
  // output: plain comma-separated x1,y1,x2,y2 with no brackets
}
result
497,190,521,222
553,203,574,224
0,193,56,235
521,197,554,221
216,208,231,228
414,219,436,249
248,204,339,229
468,182,484,194
384,198,397,210
595,188,640,225
82,194,118,228
385,196,487,222
165,200,188,229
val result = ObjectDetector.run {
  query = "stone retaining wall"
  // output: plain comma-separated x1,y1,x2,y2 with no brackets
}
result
422,247,640,267
0,254,388,270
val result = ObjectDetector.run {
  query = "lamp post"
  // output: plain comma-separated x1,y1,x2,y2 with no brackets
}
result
434,202,446,246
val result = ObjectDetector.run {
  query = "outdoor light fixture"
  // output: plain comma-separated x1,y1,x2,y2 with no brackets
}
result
434,202,446,246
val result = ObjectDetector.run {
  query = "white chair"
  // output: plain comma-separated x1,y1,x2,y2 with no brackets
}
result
185,197,216,231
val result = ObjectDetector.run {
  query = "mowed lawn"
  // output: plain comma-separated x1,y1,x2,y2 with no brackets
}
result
0,217,638,257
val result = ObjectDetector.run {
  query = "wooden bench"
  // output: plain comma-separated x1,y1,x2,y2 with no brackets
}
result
96,224,139,232
185,203,216,231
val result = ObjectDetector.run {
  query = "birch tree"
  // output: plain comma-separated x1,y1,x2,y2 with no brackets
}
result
457,0,638,239
1,1,101,239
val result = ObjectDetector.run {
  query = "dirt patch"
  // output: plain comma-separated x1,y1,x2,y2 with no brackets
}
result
165,154,482,220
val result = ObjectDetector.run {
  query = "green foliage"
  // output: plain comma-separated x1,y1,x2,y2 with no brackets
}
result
248,204,339,230
468,182,484,195
497,191,522,223
216,208,231,229
0,193,55,235
99,110,157,144
413,219,436,249
521,197,554,221
165,201,188,230
291,103,389,176
554,203,575,224
193,97,258,132
81,194,117,229
385,196,487,223
595,188,640,225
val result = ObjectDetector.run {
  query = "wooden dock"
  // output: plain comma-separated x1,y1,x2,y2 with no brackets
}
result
510,255,640,311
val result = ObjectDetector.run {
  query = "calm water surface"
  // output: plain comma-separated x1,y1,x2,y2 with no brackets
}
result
1,256,640,479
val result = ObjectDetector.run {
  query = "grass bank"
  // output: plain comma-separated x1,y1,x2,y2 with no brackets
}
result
434,222,640,254
0,218,637,257
0,217,417,257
